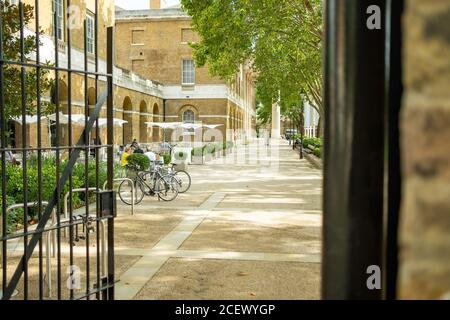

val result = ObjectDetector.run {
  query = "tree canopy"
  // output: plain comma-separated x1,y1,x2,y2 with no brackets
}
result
181,0,323,129
0,1,54,124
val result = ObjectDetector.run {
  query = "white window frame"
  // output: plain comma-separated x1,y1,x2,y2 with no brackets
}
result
182,59,195,85
52,0,64,42
86,13,95,54
183,110,195,124
182,110,196,135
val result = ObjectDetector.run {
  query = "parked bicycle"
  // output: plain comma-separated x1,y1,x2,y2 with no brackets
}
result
163,163,192,194
118,164,179,204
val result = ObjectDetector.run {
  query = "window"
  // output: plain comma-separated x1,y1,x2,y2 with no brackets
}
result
183,110,195,135
8,0,19,6
86,14,95,54
52,0,64,41
183,110,195,123
182,60,195,85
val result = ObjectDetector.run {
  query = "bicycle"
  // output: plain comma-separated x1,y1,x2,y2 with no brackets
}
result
117,165,179,204
165,164,192,194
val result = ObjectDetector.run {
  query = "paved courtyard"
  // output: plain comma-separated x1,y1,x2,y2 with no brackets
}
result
114,139,323,300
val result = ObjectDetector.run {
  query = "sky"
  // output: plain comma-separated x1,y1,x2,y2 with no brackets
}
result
115,0,180,10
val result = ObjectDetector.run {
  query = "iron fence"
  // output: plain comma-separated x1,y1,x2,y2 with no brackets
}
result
0,0,115,300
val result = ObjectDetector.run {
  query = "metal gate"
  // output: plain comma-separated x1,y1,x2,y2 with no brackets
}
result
0,0,115,300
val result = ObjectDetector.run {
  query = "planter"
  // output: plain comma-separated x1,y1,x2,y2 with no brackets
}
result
174,162,188,171
204,153,212,162
192,155,204,165
172,147,192,164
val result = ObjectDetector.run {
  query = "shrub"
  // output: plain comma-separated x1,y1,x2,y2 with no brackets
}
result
215,142,224,151
313,147,322,158
303,137,323,149
192,147,203,157
0,157,111,234
126,154,150,171
163,154,172,165
174,151,187,161
203,143,215,155
0,195,24,234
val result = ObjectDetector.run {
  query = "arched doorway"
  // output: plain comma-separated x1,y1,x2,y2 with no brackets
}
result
152,103,160,142
139,101,148,143
123,97,133,146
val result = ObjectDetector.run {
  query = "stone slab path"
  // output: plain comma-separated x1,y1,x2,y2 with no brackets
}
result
115,139,323,300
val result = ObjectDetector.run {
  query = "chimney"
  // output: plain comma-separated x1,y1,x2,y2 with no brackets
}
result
150,0,161,9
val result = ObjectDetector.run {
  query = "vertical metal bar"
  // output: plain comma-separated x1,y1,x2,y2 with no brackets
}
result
66,0,74,300
0,0,7,298
19,2,29,300
35,0,44,301
83,19,90,299
383,0,403,300
106,26,115,300
53,7,62,301
94,0,101,300
322,0,386,299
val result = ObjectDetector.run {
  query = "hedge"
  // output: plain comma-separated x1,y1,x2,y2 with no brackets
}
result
191,141,234,157
0,157,107,234
126,153,150,171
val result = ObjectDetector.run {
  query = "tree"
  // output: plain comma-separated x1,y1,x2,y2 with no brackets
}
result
0,1,54,126
181,0,323,136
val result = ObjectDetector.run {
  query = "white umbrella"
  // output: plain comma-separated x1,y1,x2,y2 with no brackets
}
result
203,124,224,129
47,112,85,124
145,122,184,142
48,113,127,128
181,123,203,130
145,122,183,129
11,115,43,125
94,118,128,128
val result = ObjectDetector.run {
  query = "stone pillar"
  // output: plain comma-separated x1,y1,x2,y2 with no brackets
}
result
399,0,450,299
271,101,281,139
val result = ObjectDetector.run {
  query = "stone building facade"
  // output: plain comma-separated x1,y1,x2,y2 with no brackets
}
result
398,0,450,299
114,3,257,142
10,0,164,149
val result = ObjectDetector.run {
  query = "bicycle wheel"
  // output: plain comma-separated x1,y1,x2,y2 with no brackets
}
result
155,175,179,201
118,179,145,205
174,170,191,193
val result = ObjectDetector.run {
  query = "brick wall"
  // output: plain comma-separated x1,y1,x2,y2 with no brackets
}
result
399,0,450,299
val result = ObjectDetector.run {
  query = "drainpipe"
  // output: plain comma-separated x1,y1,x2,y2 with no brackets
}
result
163,99,167,122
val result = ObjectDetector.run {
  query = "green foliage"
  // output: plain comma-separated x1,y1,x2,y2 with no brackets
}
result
0,158,108,234
0,195,24,234
126,154,150,171
182,0,323,132
175,151,188,161
0,1,54,123
203,143,216,155
313,147,322,158
192,142,233,158
163,154,172,165
192,147,204,157
302,137,322,149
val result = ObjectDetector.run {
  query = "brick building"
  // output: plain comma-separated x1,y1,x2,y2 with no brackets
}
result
11,0,256,148
115,1,257,143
